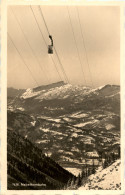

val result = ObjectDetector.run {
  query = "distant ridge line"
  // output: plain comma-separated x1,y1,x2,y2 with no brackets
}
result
33,81,66,92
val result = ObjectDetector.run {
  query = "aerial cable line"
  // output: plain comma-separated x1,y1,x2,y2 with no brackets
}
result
30,6,62,82
76,7,94,88
49,52,63,82
30,6,48,48
10,8,50,84
38,5,69,83
30,6,63,82
54,47,69,84
38,6,49,35
38,6,70,84
67,6,87,86
8,33,39,87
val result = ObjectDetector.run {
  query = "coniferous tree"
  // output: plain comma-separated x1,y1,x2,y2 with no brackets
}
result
76,173,82,187
92,159,96,174
85,160,88,177
107,155,112,165
88,168,91,176
66,178,72,189
103,158,108,169
112,152,115,161
118,147,120,158
70,176,76,187
81,169,85,179
77,173,82,187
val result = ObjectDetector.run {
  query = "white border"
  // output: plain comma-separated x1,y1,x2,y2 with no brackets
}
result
1,0,125,195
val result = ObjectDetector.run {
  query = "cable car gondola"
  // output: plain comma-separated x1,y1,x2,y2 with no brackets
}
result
48,35,53,54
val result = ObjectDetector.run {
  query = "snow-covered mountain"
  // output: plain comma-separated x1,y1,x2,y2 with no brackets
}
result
19,83,120,102
7,82,120,177
8,82,120,117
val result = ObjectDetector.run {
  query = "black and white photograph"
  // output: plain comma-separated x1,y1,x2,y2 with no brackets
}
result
5,3,123,192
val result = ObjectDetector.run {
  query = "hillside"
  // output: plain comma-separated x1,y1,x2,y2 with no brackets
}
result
7,87,25,98
79,160,121,190
7,109,120,168
7,130,74,190
7,82,121,188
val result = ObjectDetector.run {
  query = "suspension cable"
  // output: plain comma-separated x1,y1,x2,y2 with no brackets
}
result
11,8,50,84
67,6,87,86
30,6,63,82
8,33,39,87
76,7,94,88
39,6,70,84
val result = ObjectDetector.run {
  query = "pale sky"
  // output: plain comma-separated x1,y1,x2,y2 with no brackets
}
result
7,5,120,89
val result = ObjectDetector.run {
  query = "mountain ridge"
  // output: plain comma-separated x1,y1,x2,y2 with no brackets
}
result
8,83,120,116
8,82,120,99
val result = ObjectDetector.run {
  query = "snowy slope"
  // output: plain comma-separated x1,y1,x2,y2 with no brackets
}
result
8,82,120,102
8,82,120,119
21,84,90,100
21,88,41,99
79,160,121,190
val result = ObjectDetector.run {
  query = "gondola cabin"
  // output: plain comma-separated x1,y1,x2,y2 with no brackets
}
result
48,35,53,54
48,45,53,54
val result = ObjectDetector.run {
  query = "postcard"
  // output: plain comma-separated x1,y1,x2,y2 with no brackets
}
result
0,0,125,194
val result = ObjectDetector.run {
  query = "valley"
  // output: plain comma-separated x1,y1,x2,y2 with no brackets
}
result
7,82,120,179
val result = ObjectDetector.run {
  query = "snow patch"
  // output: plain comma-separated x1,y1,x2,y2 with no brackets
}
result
8,106,14,111
64,167,82,176
21,88,41,99
36,140,49,144
105,124,115,130
63,117,72,122
47,118,62,123
72,113,89,118
71,133,78,138
74,120,98,127
31,121,36,126
39,128,63,135
86,151,99,158
17,107,25,111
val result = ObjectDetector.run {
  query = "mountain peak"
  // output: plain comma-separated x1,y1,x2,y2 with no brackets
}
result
33,81,66,92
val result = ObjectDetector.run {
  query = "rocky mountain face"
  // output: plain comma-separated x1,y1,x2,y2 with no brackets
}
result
7,82,120,177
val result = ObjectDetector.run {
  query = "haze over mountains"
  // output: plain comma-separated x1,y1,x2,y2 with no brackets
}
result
7,81,121,189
